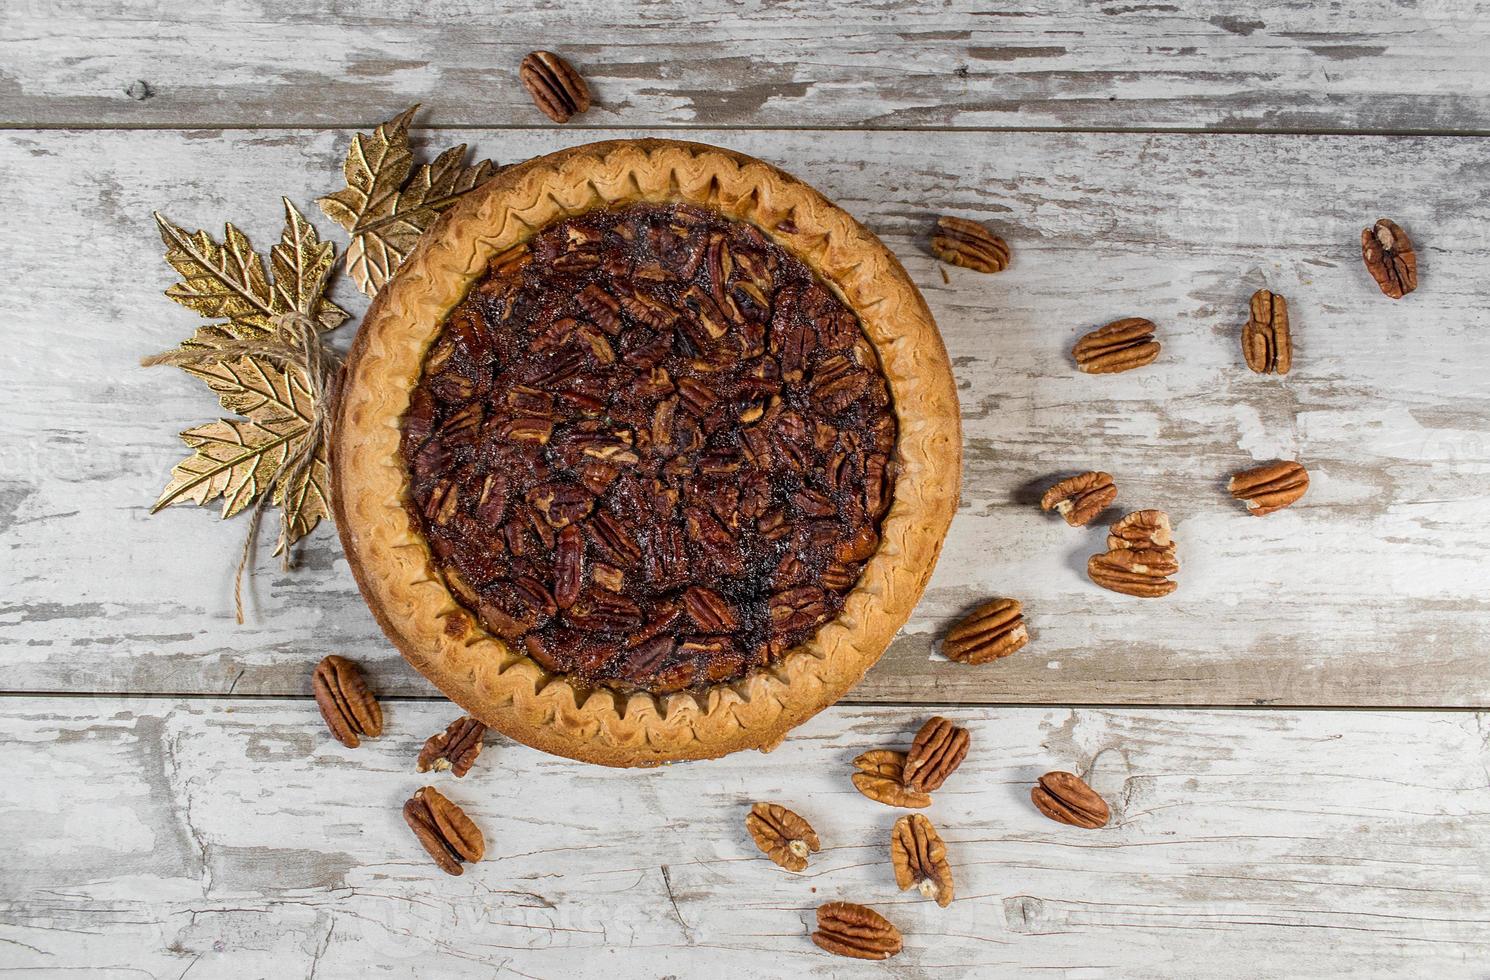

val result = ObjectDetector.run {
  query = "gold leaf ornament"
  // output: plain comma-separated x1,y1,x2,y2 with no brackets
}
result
317,105,498,296
148,199,346,620
154,353,330,542
155,199,347,344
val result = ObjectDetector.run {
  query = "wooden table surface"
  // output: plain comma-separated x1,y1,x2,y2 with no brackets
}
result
3,2,1489,976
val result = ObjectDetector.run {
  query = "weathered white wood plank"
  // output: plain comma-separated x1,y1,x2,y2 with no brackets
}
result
3,127,1489,706
1,699,1487,977
4,0,1490,132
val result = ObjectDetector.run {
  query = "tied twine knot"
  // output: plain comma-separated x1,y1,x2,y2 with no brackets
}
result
142,310,342,623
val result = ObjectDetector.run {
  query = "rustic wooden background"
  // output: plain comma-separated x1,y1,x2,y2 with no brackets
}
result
3,1,1489,976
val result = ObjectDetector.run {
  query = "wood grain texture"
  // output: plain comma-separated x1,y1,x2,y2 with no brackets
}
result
4,0,1490,133
3,127,1489,706
1,699,1487,977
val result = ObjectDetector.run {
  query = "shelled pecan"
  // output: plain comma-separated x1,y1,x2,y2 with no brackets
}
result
1073,317,1160,374
1361,218,1418,299
851,750,931,808
1229,460,1309,516
1031,771,1110,829
1106,509,1173,553
1040,471,1117,526
745,802,820,872
311,655,382,748
416,716,487,777
403,786,485,875
811,902,903,960
1242,289,1292,375
930,216,1010,273
902,716,970,794
519,51,592,123
683,586,739,632
1087,547,1178,598
942,597,1028,664
891,813,955,907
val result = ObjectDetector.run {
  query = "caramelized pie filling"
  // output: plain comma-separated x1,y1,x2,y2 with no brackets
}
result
400,203,897,693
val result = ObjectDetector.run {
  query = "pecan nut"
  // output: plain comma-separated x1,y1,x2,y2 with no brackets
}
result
942,597,1028,664
1040,471,1117,526
745,802,820,872
312,655,382,748
1229,460,1308,516
553,524,584,609
1242,289,1292,375
1107,509,1173,553
811,902,903,960
416,716,487,777
930,215,1009,273
519,50,592,123
1087,548,1178,598
891,813,954,907
769,584,830,635
1361,218,1417,299
683,586,739,632
1073,317,1159,374
902,716,970,793
1031,771,1110,829
403,786,486,875
851,750,931,808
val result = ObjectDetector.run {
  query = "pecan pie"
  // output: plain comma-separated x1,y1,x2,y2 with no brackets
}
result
334,140,959,766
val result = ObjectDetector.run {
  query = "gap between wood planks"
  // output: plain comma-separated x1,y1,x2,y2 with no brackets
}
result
6,121,1490,138
0,690,1483,713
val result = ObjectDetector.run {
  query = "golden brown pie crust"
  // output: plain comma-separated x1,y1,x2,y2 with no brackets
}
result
333,138,960,767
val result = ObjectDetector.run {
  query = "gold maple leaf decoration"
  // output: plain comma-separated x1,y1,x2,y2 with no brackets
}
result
317,104,498,296
151,198,347,555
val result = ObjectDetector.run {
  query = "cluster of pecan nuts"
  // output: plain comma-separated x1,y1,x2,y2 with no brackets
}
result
1037,471,1187,597
403,202,896,693
1032,456,1312,599
931,213,1415,377
853,715,970,809
1236,224,1429,371
743,717,966,959
748,714,1114,959
311,655,493,875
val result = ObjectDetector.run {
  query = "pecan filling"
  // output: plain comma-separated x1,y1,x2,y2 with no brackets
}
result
400,202,897,693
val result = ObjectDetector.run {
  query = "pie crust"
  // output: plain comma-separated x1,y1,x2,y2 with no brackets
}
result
333,138,960,767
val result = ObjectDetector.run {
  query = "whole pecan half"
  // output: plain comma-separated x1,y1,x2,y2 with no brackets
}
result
683,586,739,632
811,902,903,960
1361,218,1417,299
403,786,485,876
902,716,970,794
1087,547,1178,598
416,716,487,777
1107,509,1173,553
1073,317,1160,374
891,813,955,907
1040,471,1117,526
553,524,584,609
1031,771,1110,829
1229,460,1309,516
930,215,1010,273
745,802,820,872
519,50,592,123
942,597,1028,664
851,750,931,808
1242,289,1291,375
312,655,382,748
